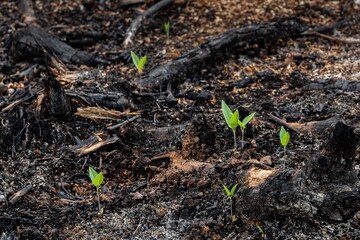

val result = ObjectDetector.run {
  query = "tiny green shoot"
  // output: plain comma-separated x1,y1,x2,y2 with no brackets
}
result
256,224,267,239
221,100,239,150
223,183,238,222
89,166,104,212
164,21,170,37
238,112,256,150
279,126,290,158
130,51,147,75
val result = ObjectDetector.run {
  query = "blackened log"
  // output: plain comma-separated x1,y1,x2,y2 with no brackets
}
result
135,18,308,90
11,26,97,66
65,91,129,110
239,121,360,222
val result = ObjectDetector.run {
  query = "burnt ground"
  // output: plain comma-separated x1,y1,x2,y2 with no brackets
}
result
1,0,360,239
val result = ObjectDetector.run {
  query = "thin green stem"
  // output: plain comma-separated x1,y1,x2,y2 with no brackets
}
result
96,187,101,212
283,146,287,158
233,130,237,150
241,129,245,150
229,198,233,220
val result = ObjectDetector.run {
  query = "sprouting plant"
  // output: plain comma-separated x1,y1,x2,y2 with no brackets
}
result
279,126,290,158
256,224,267,239
223,183,238,222
89,166,104,212
222,100,240,150
164,21,170,36
238,112,256,150
130,50,147,75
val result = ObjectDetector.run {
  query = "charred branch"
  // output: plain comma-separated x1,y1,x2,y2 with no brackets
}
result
135,18,308,91
123,0,174,47
11,26,97,67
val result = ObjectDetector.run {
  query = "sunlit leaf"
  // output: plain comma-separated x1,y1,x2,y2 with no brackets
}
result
138,55,147,69
221,100,233,129
164,22,170,36
88,166,98,183
242,112,256,125
229,109,239,129
280,132,290,147
93,172,104,188
238,120,245,129
130,51,139,67
279,126,286,139
223,185,231,198
230,183,238,196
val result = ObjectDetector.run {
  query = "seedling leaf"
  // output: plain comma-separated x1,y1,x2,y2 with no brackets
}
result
230,109,239,129
93,172,104,188
279,126,286,139
242,112,256,125
230,184,238,196
223,185,232,198
89,166,98,183
279,126,290,147
130,51,139,67
281,132,290,147
221,100,233,128
238,120,245,129
164,22,170,36
138,55,147,69
256,224,266,239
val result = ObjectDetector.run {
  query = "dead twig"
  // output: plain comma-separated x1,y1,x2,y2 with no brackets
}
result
120,0,144,7
107,115,141,130
9,184,32,204
268,114,301,135
268,114,341,136
123,0,174,47
303,31,360,44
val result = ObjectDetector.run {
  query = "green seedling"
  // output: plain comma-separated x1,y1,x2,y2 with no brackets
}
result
222,100,239,150
223,183,238,222
256,224,267,239
279,126,290,158
89,166,104,212
164,21,170,36
130,51,147,75
238,112,256,150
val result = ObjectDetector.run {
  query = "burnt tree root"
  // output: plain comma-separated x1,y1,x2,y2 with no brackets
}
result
239,121,360,222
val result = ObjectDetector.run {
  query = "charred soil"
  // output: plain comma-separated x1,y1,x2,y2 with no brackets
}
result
1,0,360,239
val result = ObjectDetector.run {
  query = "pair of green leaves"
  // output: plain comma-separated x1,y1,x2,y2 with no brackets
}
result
221,100,256,131
280,126,290,158
256,224,267,239
279,126,290,148
89,166,104,190
223,183,238,199
223,183,238,222
130,51,147,75
164,22,170,36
